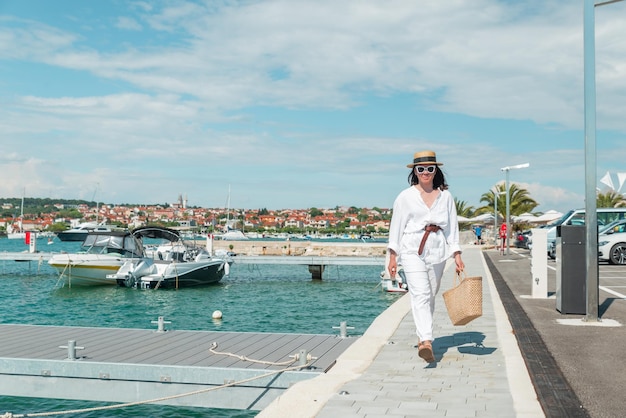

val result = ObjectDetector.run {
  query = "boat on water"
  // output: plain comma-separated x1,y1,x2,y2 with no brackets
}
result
7,192,26,240
56,222,113,241
6,224,26,240
109,226,230,289
379,253,408,293
379,265,408,293
219,229,249,240
48,230,144,286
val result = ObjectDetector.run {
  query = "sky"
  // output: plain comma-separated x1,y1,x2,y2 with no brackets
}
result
1,0,626,213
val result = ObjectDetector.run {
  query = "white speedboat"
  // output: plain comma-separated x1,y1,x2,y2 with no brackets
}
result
48,230,144,286
56,222,111,242
380,268,408,293
109,227,229,289
379,252,408,293
220,229,249,240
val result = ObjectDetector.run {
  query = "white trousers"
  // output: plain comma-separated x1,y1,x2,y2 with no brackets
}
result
401,253,446,342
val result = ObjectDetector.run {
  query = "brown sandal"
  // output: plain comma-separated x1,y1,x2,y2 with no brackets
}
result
418,340,435,363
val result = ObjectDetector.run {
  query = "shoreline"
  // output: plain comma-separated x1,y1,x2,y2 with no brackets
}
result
199,230,477,257
203,239,389,257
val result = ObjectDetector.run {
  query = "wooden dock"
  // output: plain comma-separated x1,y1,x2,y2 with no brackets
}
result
0,251,386,279
0,323,357,412
0,251,51,262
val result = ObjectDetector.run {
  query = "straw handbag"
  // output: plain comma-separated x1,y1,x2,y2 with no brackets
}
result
443,271,482,326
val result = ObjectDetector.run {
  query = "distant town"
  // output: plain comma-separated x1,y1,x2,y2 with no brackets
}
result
0,194,392,236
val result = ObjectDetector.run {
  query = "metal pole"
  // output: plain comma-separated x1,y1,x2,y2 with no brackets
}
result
505,170,511,255
500,164,529,255
583,0,599,321
494,190,498,245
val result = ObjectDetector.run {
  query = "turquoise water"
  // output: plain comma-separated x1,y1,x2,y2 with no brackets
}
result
0,238,397,417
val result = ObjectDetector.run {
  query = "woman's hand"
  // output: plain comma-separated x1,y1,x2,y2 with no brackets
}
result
454,252,464,273
388,252,398,278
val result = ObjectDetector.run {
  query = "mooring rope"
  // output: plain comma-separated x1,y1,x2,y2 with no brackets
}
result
54,258,72,288
208,341,301,366
2,345,312,418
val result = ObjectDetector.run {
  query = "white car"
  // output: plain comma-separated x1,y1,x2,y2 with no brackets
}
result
599,219,626,235
598,231,626,265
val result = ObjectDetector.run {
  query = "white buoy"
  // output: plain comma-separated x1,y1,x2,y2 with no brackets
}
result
212,310,223,320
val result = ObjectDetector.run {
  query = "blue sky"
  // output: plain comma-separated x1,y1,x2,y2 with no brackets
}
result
1,0,626,213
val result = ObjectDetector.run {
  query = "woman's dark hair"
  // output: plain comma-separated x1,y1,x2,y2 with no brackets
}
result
408,167,448,190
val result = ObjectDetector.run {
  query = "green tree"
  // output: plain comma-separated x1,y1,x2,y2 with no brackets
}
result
597,191,626,208
454,198,475,218
478,184,538,217
309,207,324,218
48,223,69,232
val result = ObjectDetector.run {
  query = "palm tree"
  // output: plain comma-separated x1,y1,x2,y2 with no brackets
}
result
454,198,475,219
597,191,626,208
476,184,505,218
478,184,539,218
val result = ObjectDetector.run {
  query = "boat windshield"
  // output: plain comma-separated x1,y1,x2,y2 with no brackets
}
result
81,234,143,257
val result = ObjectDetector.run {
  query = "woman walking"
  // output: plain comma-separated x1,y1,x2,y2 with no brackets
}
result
387,150,464,363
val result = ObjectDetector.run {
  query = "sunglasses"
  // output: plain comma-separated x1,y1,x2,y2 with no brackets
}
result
415,165,437,174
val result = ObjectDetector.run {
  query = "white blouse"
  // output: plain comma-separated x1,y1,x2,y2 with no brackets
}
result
387,186,461,265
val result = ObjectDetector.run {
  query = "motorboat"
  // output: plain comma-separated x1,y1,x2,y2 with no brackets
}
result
220,229,249,240
48,230,144,286
109,226,230,289
379,252,408,293
380,267,408,293
56,222,112,241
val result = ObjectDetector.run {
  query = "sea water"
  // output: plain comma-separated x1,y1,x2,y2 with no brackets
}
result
0,237,397,417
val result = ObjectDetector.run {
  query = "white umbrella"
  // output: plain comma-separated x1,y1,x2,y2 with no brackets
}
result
535,210,563,223
514,212,538,222
457,215,471,222
470,213,495,223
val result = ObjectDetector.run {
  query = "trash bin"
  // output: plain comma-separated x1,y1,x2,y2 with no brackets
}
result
556,225,586,314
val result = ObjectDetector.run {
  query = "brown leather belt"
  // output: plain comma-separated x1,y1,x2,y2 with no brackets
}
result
418,224,442,255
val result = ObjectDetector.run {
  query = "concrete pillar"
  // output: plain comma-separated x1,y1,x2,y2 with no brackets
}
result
308,265,325,280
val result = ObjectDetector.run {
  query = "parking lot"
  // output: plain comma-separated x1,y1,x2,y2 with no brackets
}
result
504,246,626,321
485,247,626,418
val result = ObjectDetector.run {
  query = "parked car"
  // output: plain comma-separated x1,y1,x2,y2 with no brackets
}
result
548,240,556,260
598,231,626,265
599,219,626,235
546,208,626,260
514,230,532,249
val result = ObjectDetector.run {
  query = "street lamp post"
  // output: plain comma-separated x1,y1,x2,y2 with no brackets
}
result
582,0,624,321
493,189,506,245
494,192,498,245
500,163,530,255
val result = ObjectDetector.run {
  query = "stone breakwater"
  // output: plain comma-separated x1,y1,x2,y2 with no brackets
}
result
206,240,389,257
202,229,477,257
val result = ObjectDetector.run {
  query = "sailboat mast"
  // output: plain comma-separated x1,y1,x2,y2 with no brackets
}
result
226,184,231,231
19,188,25,231
92,183,100,224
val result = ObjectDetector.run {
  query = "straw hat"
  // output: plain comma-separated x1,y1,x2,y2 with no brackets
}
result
406,150,443,168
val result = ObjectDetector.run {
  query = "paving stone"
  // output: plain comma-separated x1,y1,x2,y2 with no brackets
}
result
314,247,538,418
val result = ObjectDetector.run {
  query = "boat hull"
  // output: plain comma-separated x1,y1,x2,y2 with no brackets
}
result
48,254,130,286
7,232,27,240
135,260,226,289
56,231,89,241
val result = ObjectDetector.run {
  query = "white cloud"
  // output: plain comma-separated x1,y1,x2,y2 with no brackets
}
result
116,17,142,31
1,1,625,209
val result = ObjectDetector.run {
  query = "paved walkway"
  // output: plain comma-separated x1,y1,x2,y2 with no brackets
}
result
258,246,543,417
